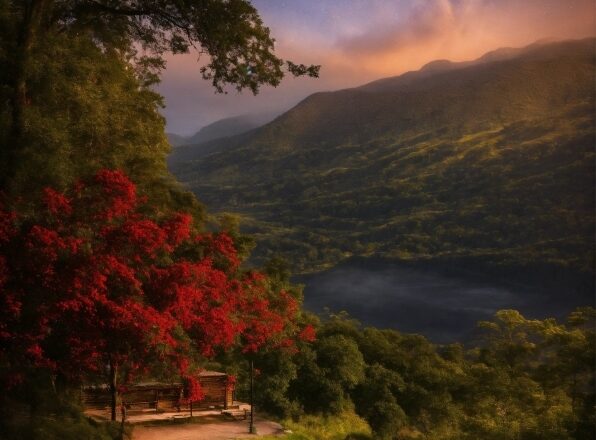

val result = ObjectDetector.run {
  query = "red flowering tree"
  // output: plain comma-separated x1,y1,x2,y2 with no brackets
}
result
0,169,302,420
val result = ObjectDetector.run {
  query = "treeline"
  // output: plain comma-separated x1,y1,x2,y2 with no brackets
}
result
232,298,595,439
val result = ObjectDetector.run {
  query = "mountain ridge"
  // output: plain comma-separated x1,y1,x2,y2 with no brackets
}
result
167,112,276,147
169,38,595,278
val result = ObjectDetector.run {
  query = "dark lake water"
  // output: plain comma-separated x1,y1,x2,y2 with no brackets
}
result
297,261,593,343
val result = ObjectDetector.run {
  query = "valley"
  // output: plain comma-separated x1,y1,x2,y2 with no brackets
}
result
169,38,595,299
297,258,593,342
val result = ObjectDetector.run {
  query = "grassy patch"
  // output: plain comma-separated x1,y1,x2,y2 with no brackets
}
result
255,411,372,440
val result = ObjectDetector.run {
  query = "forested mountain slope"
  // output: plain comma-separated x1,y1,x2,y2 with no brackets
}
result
170,38,595,276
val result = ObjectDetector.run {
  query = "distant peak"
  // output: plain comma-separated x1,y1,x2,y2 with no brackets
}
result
529,37,556,46
358,37,595,94
477,47,520,63
420,59,453,72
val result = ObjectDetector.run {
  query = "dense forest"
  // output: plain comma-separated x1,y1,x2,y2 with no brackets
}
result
0,2,594,440
239,305,596,440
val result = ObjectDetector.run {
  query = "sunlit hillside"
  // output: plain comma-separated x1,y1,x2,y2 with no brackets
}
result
170,38,595,278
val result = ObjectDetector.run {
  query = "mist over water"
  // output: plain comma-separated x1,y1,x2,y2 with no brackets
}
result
298,261,592,343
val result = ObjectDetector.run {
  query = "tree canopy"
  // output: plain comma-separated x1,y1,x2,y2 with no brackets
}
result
246,310,595,440
0,0,319,199
7,0,319,94
0,1,320,433
0,169,307,420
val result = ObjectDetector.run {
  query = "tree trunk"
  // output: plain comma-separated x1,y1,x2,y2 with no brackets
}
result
249,358,255,434
11,0,50,139
109,358,118,422
5,0,51,189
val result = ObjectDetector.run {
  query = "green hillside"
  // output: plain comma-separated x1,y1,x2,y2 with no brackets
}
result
170,38,595,275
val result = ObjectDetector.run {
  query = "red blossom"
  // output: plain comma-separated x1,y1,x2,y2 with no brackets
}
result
164,213,193,245
196,232,240,271
92,169,137,220
0,169,303,391
43,188,72,216
0,206,16,243
182,375,205,403
299,324,317,342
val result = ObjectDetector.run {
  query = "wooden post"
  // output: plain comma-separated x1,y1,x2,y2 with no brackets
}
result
120,401,127,434
120,400,126,440
108,358,118,422
224,376,229,410
249,358,256,434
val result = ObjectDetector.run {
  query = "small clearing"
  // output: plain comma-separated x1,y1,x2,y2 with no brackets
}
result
131,417,284,440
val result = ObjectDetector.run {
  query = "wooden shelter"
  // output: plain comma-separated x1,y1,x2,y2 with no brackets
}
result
83,371,234,413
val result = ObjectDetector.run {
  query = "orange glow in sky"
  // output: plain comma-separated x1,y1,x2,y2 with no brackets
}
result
159,0,595,134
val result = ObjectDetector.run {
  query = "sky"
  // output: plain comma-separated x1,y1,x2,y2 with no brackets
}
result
159,0,596,135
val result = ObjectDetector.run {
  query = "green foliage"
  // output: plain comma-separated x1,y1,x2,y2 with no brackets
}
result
0,378,127,440
290,334,365,414
1,0,317,216
5,416,126,440
0,25,203,219
353,365,407,439
316,335,365,390
251,308,595,440
257,411,373,440
461,308,596,440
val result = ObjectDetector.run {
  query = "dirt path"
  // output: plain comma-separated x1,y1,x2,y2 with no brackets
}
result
131,417,284,440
